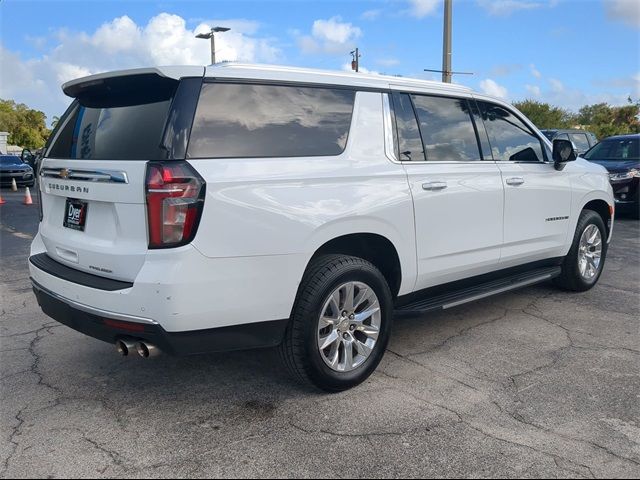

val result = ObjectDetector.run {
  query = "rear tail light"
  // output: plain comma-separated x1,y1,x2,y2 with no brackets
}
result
145,162,205,249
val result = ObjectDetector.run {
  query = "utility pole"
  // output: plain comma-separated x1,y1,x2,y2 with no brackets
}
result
196,26,230,65
350,48,360,72
442,0,452,83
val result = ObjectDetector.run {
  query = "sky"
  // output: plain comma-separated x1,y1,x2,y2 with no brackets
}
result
1,0,639,124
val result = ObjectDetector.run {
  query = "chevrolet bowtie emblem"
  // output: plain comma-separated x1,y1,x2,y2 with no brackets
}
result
59,168,70,179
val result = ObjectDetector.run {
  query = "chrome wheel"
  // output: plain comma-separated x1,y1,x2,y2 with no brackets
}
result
317,281,381,372
578,224,602,280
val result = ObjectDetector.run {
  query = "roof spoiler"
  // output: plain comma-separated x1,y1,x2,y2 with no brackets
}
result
62,66,205,105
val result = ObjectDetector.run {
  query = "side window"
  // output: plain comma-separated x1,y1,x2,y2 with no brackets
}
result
187,83,356,158
478,101,546,162
569,133,590,152
391,92,425,161
557,133,570,141
411,95,481,161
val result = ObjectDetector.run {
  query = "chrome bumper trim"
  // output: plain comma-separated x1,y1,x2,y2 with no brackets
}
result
31,278,158,325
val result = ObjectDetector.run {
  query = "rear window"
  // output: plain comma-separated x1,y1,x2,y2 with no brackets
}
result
569,133,590,152
48,100,171,160
187,83,356,158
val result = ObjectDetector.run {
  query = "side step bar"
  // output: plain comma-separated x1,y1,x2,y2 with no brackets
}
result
394,266,561,317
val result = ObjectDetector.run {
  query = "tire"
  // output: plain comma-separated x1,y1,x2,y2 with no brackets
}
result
279,254,393,392
554,209,608,292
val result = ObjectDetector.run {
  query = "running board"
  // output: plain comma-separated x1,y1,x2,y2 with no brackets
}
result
394,266,561,317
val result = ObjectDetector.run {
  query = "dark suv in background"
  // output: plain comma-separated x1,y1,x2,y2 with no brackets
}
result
0,155,35,188
541,129,598,156
584,134,639,218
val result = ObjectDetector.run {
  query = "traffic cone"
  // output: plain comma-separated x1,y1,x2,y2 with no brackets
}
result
23,187,33,205
11,178,17,192
0,193,5,205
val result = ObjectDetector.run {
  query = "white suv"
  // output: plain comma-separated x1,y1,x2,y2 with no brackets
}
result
30,64,614,391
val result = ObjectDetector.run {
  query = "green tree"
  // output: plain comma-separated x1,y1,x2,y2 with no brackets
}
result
0,99,51,149
512,99,575,129
576,99,640,139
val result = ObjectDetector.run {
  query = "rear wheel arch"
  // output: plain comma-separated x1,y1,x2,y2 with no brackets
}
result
306,233,402,299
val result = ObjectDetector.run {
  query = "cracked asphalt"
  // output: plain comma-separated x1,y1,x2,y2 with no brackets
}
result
1,187,639,478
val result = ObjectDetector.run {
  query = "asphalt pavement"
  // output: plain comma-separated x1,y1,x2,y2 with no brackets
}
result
1,187,639,478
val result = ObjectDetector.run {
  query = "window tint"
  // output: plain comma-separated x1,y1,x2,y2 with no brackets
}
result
391,93,425,161
569,133,590,152
48,101,172,160
411,95,481,161
478,102,545,162
187,83,355,158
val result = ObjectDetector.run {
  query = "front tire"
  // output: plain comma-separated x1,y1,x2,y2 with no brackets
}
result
554,209,607,292
280,254,393,392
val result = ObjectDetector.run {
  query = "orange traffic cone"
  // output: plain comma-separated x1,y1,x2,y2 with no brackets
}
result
23,187,33,205
11,178,17,192
0,193,5,205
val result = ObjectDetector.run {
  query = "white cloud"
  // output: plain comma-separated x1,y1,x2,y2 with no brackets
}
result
407,0,442,18
376,58,401,67
549,78,564,93
341,63,379,75
0,13,280,123
361,9,382,20
525,84,541,97
299,16,362,54
530,63,542,79
480,78,509,99
605,0,640,28
477,0,543,16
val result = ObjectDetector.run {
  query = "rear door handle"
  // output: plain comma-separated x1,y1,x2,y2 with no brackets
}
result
422,181,447,191
506,177,525,186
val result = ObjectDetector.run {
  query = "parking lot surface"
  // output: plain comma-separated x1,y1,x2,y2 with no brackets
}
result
1,188,639,478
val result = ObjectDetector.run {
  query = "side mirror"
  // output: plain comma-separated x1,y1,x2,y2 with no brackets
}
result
21,148,34,166
552,139,576,171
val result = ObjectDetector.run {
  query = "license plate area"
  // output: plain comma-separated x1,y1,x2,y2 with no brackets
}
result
63,198,88,231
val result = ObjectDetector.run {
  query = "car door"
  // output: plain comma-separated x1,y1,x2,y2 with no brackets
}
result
391,91,504,289
475,100,572,266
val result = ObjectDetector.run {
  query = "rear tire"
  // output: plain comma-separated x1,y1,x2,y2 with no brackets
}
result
279,254,393,392
554,209,607,292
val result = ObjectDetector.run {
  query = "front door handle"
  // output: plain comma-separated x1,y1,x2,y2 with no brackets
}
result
506,177,525,186
422,181,447,191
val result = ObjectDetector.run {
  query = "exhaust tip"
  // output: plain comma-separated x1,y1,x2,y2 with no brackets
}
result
135,341,160,358
115,339,135,356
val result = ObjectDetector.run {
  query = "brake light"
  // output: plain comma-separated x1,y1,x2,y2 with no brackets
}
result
145,162,205,248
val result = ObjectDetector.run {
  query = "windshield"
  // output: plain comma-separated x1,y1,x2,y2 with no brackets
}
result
0,155,25,166
584,138,639,161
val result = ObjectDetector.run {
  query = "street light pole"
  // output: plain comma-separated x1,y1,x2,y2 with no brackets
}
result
442,0,452,83
196,26,230,65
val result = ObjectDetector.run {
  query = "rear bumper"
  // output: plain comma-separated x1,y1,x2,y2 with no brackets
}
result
32,279,288,355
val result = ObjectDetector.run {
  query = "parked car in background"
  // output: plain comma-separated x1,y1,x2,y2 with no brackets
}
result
584,134,639,218
541,129,598,156
29,64,614,391
0,154,35,188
